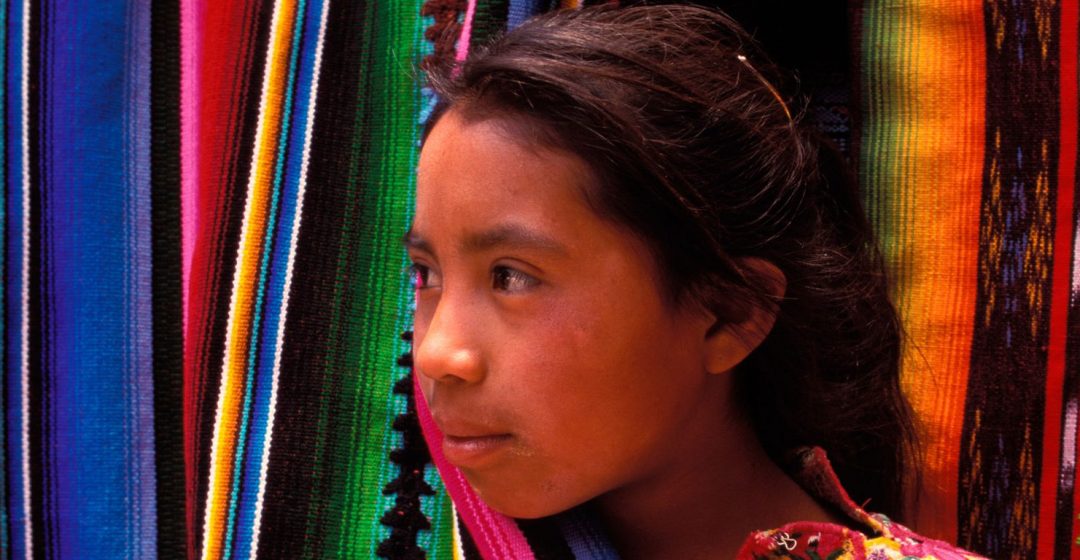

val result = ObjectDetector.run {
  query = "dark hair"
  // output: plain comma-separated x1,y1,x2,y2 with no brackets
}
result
425,5,917,519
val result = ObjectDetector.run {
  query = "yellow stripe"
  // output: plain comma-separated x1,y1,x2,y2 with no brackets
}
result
452,504,466,560
901,2,985,539
202,1,298,557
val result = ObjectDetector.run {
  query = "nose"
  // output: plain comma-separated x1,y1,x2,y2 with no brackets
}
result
413,296,486,385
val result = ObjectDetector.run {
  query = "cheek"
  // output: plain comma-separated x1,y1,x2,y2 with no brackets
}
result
509,295,697,454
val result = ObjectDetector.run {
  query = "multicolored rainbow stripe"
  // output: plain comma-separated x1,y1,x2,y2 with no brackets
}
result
186,0,445,557
860,2,1080,558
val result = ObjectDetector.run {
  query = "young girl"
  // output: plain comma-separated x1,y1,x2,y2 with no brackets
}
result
406,5,980,559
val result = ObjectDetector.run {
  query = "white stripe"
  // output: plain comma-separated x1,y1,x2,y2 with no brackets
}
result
201,0,286,556
20,0,33,557
248,0,329,556
1071,211,1079,304
1061,399,1078,481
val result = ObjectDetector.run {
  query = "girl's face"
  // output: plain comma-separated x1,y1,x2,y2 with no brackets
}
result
409,109,724,519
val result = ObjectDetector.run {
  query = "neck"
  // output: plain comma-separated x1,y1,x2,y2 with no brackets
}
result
593,376,835,559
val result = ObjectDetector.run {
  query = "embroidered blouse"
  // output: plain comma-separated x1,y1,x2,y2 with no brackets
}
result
735,447,984,560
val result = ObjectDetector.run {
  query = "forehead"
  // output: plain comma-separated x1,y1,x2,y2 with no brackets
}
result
418,108,592,188
413,110,600,245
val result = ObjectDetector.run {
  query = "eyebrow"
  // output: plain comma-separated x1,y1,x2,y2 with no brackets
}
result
404,223,569,256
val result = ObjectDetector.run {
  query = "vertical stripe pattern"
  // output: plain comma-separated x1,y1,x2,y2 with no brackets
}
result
859,2,1080,559
860,0,987,544
959,2,1058,557
1044,3,1079,559
1,0,169,557
199,0,329,557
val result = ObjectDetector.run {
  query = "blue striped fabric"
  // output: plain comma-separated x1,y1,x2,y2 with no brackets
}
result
507,0,549,28
5,0,157,557
3,0,26,556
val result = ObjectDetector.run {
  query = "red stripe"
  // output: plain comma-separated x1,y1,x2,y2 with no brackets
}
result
1040,4,1078,560
185,1,264,556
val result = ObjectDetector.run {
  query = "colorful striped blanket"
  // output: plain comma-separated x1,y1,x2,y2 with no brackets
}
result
0,0,1074,558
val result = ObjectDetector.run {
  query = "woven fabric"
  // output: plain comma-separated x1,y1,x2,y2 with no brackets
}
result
2,0,170,557
0,0,450,557
859,2,1080,558
186,1,449,558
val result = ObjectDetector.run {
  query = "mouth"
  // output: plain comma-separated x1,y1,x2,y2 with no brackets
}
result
441,433,514,468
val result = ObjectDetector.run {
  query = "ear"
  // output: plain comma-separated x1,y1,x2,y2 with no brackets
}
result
703,258,786,375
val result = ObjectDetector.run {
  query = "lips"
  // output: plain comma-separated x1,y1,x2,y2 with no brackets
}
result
441,433,514,468
431,413,514,468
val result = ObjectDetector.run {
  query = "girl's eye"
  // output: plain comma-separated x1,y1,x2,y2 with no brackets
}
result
492,265,538,293
409,263,441,290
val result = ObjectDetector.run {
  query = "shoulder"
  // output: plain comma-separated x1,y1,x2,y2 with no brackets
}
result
737,516,987,559
735,447,986,560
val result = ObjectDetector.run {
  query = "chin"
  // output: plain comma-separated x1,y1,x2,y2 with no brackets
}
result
479,495,566,520
466,474,584,519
